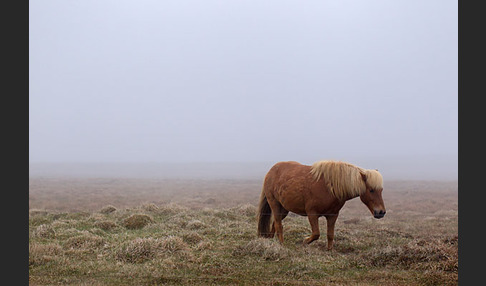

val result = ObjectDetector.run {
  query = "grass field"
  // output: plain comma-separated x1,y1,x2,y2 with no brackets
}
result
29,178,458,285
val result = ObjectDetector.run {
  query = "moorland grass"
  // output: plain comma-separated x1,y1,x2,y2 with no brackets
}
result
29,179,458,285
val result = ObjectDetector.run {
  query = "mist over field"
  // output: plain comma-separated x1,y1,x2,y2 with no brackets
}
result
30,0,457,181
29,154,457,181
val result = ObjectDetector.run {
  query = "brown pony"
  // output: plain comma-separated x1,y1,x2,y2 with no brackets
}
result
257,160,386,250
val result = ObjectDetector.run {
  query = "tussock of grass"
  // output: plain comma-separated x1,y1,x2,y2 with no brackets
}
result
182,231,204,245
168,215,189,228
115,236,191,264
284,224,311,241
100,205,117,214
56,227,83,239
29,209,49,216
233,204,257,217
234,238,289,261
122,214,153,229
88,227,106,236
94,220,118,231
51,219,78,228
195,240,213,251
157,203,188,215
64,233,105,249
186,219,207,230
115,237,162,263
29,243,62,266
443,235,458,245
33,224,56,238
365,238,458,271
159,235,190,253
29,216,52,229
141,203,159,212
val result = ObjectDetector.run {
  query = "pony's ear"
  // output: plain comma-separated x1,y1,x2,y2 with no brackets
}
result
360,171,367,182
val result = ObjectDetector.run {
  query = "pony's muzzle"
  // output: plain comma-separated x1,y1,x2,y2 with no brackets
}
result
373,210,386,219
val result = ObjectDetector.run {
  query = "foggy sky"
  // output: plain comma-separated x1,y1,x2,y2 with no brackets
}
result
29,1,457,179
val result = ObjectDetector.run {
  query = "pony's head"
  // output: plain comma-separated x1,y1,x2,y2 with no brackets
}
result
310,160,387,219
359,169,386,219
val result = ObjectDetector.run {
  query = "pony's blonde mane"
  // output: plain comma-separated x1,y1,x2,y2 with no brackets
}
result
310,160,383,200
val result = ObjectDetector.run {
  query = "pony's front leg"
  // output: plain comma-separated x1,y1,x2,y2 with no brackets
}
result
325,214,338,250
303,215,320,244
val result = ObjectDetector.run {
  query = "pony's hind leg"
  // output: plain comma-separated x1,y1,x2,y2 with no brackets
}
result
267,200,289,244
270,209,289,240
270,222,276,238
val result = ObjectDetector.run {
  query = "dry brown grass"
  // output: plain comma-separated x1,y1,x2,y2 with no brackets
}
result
364,237,458,271
94,220,118,231
121,214,153,229
186,219,207,230
234,238,290,261
29,178,457,285
182,231,204,245
115,237,164,263
33,224,56,238
29,243,63,266
64,233,105,249
100,205,117,214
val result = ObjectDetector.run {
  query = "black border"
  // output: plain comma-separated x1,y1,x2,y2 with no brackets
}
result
5,0,29,284
458,0,483,284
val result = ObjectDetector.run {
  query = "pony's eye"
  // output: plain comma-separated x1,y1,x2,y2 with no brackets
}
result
370,189,374,193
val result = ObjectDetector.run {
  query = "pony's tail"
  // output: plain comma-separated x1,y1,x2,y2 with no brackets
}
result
257,188,272,238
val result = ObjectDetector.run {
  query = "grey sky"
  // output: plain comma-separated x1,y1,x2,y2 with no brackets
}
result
29,1,457,179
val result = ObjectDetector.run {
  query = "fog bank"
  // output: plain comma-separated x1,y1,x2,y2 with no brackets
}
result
30,155,457,181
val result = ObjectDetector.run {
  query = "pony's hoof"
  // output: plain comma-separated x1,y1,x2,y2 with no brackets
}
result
303,238,313,245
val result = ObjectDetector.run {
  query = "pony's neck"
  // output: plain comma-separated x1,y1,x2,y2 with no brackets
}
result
344,191,361,201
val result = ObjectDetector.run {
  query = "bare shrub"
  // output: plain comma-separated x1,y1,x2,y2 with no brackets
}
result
234,238,289,261
122,214,153,230
33,224,56,238
100,205,117,214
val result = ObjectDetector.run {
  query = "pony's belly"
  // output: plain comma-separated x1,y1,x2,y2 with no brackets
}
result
277,188,307,215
